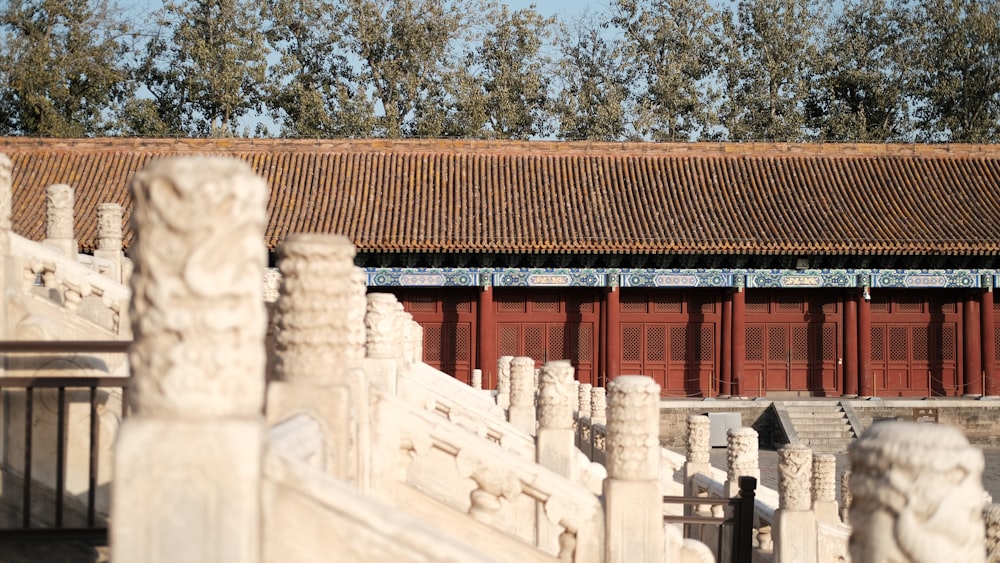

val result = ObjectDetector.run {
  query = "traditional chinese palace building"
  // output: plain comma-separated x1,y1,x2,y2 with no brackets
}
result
6,138,1000,398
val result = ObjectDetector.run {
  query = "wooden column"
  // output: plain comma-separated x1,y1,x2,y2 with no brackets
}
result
720,290,733,398
732,287,746,397
983,286,996,396
964,292,982,396
599,292,608,387
606,286,621,384
478,284,496,389
843,293,858,397
858,288,873,397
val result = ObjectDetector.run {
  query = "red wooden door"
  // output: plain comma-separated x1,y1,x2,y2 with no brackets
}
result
392,288,477,384
742,290,841,396
618,290,719,397
870,292,959,397
494,289,599,384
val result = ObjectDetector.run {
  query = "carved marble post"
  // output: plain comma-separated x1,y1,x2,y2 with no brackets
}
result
684,415,712,498
508,356,537,435
604,375,663,563
849,422,987,563
812,453,839,524
0,155,11,337
266,234,370,485
590,387,607,425
365,292,402,393
577,382,592,452
471,369,483,390
496,356,513,410
774,444,817,563
840,470,852,523
113,157,267,563
536,360,578,552
0,154,11,256
725,427,760,497
45,184,77,257
94,202,124,282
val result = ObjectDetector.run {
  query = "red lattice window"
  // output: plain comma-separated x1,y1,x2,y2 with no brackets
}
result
746,294,769,313
777,294,802,312
423,325,443,362
575,324,593,362
567,296,594,313
623,325,642,362
524,325,545,360
499,325,519,357
670,326,688,362
896,295,922,313
746,326,764,362
871,326,885,361
889,326,908,362
929,298,956,314
443,296,472,313
912,326,929,362
533,295,560,313
548,324,567,361
692,296,716,313
768,326,787,362
497,295,526,313
791,326,809,362
646,326,666,362
454,324,471,362
654,295,682,312
698,326,714,362
819,325,836,361
408,295,438,313
870,295,890,313
938,324,956,362
621,294,648,313
995,326,1000,361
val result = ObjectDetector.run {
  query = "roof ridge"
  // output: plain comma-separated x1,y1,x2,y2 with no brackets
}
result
3,137,1000,159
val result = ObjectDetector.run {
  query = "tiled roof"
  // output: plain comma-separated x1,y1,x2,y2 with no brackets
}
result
3,138,1000,256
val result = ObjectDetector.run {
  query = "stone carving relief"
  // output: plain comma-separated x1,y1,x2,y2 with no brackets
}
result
274,234,364,384
46,183,75,241
0,153,11,253
849,421,986,563
496,356,513,409
606,375,661,481
686,415,711,464
778,443,812,511
985,504,1000,563
509,357,535,408
97,202,124,251
590,387,607,425
577,383,592,419
365,293,400,359
841,470,852,523
812,453,837,504
128,157,267,418
537,360,575,430
726,427,760,483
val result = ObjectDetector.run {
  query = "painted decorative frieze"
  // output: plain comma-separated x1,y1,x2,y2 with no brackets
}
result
493,268,604,287
619,269,732,288
128,157,267,418
873,269,981,288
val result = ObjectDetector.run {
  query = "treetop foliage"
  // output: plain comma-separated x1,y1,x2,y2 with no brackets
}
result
1,0,998,141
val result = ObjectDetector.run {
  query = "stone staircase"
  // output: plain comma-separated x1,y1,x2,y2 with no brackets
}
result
775,401,859,452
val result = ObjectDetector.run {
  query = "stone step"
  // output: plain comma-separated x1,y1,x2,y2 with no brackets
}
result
795,430,855,439
791,417,850,426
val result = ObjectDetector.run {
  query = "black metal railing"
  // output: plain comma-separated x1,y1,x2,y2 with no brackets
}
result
0,341,130,544
662,476,757,563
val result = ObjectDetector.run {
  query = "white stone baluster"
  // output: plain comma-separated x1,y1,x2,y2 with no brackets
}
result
774,443,816,563
812,453,839,524
113,157,267,563
45,184,77,257
508,356,536,435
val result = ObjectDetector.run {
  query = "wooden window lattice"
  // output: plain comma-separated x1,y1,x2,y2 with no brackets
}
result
499,325,519,357
896,296,922,313
524,325,545,361
871,326,885,362
623,325,642,362
768,326,787,362
423,325,443,362
698,326,714,362
575,324,593,362
746,294,769,313
646,325,666,362
533,296,560,313
791,326,809,362
654,295,683,313
497,295,526,313
548,324,567,361
819,324,836,361
912,326,929,362
746,326,764,362
407,295,438,313
889,326,908,362
454,324,471,362
621,294,648,313
670,326,688,362
939,324,956,362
